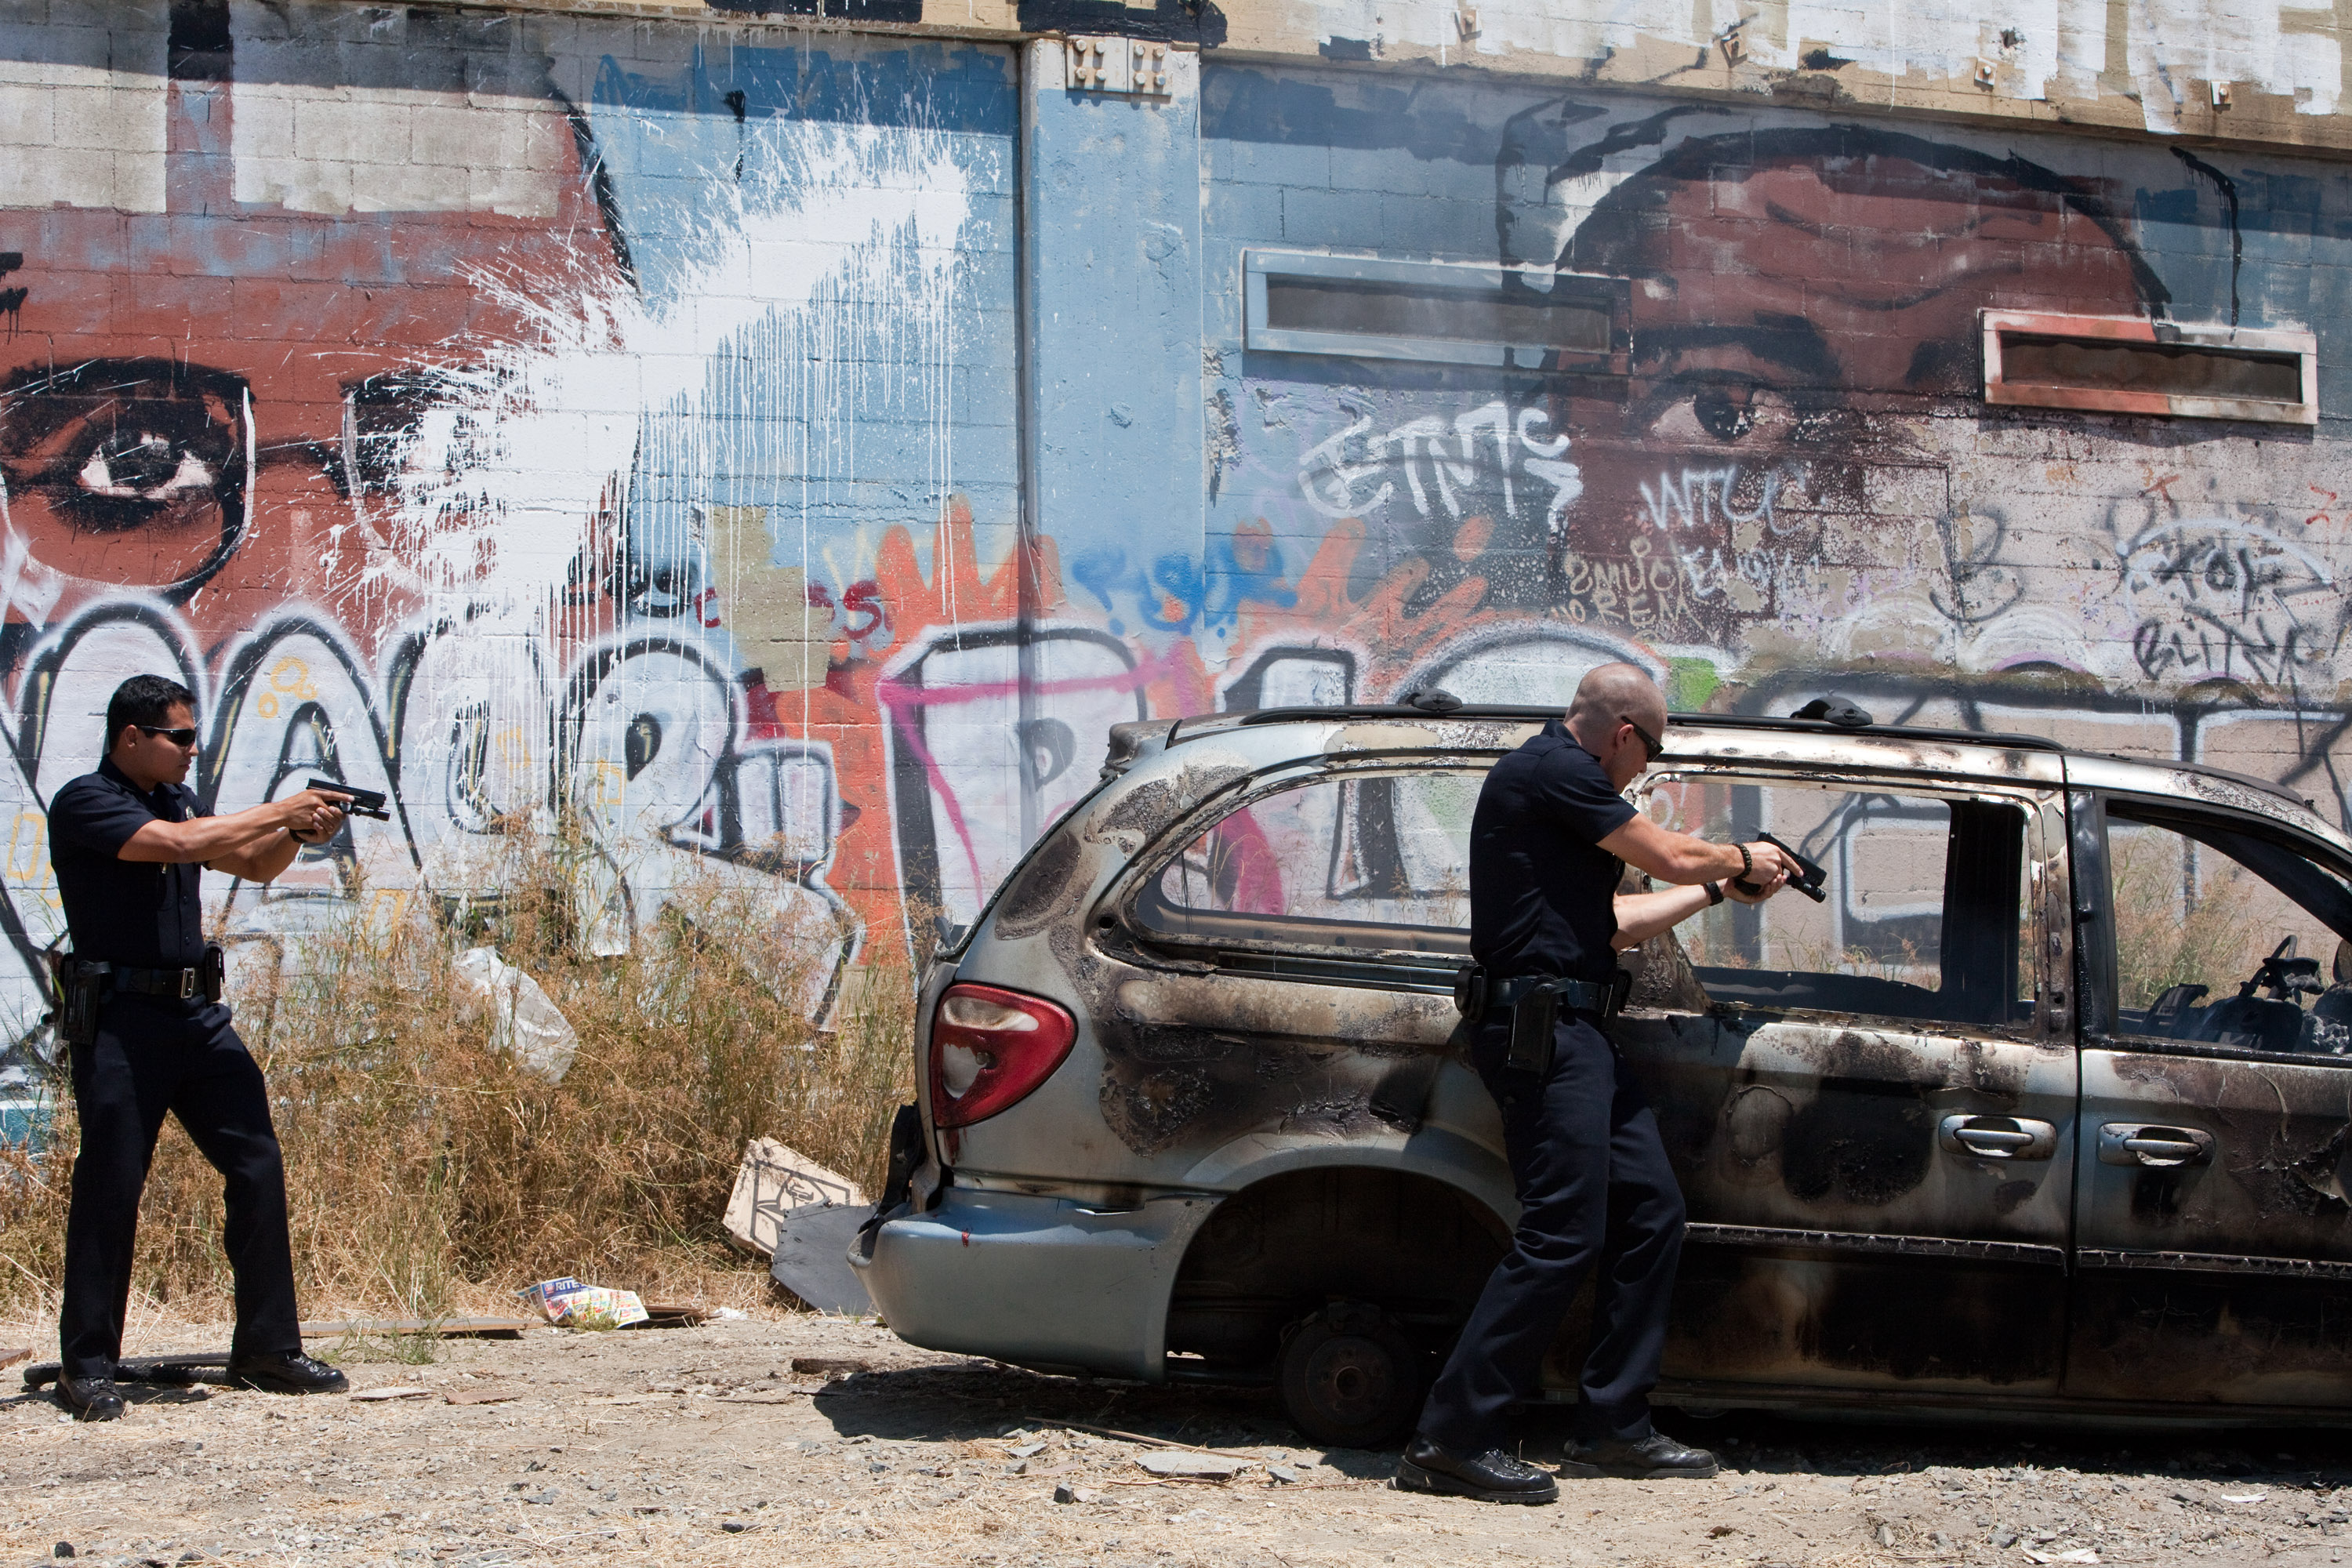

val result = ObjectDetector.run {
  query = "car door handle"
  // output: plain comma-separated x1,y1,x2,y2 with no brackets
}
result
2096,1123,2215,1168
1937,1114,2057,1160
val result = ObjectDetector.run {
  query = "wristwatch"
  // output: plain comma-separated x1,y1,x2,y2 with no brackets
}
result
1706,880,1726,906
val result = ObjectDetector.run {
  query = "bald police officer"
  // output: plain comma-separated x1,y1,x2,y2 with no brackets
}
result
46,674,356,1421
1397,664,1796,1503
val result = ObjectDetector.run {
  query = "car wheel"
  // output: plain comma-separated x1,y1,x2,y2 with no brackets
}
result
1275,1303,1427,1449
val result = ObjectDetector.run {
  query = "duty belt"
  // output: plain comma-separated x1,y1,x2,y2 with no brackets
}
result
111,964,205,1000
1452,965,1630,1023
1490,973,1628,1020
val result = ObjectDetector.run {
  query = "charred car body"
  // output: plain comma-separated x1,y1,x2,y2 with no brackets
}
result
852,705,2352,1440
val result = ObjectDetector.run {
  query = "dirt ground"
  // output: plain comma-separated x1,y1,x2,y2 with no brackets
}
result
0,1305,2348,1568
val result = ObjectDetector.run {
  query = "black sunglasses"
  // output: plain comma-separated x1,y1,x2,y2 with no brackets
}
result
1618,715,1664,764
136,725,199,747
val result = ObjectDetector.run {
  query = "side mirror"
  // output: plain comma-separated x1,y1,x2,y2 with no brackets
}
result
2336,939,2350,987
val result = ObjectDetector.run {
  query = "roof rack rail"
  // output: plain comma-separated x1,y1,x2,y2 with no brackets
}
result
1227,703,2070,753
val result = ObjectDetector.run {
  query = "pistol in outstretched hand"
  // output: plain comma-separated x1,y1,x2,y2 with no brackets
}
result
305,778,390,821
1738,829,1827,903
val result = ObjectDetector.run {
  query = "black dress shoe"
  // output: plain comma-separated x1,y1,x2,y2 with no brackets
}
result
59,1377,123,1422
227,1351,348,1396
1394,1434,1559,1504
1559,1431,1720,1479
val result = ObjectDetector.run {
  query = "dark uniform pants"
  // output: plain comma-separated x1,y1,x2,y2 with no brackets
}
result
60,995,301,1380
1416,1013,1686,1453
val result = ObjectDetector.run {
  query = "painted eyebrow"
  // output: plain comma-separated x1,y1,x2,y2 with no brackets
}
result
1634,323,1841,386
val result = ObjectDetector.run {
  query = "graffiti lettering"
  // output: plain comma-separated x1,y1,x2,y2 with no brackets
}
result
2121,520,2347,684
1297,399,1582,533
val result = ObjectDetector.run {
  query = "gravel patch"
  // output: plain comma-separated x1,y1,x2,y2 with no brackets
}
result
0,1312,2339,1566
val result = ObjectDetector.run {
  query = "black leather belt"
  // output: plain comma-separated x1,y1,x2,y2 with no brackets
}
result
112,964,204,1000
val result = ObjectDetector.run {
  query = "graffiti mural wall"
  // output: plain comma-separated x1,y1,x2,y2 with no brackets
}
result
1197,67,2352,840
0,5,2344,1054
0,3,1020,1043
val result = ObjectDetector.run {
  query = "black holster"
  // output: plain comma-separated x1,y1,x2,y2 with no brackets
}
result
1505,982,1561,1073
1454,964,1632,1077
56,958,111,1050
201,943,226,1004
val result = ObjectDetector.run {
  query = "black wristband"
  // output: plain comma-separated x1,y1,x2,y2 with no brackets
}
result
1706,880,1726,906
1736,842,1753,878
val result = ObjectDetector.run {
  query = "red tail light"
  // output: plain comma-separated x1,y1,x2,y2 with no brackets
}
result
928,983,1077,1130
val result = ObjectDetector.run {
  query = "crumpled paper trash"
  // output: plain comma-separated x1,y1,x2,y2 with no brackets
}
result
517,1276,648,1329
452,947,578,1083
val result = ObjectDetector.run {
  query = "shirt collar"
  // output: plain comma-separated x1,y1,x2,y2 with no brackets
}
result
97,755,173,802
1540,717,1606,766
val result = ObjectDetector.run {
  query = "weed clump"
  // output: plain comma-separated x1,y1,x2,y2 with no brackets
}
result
0,831,913,1323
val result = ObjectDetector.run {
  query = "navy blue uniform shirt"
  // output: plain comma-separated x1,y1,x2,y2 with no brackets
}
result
1468,718,1638,984
47,757,208,967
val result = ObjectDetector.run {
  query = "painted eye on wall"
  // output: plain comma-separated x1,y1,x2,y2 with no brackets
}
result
1693,384,1756,441
0,358,249,596
1639,379,1800,448
76,429,218,503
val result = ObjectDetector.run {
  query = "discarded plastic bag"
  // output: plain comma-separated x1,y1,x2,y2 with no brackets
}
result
452,947,577,1083
517,1276,648,1330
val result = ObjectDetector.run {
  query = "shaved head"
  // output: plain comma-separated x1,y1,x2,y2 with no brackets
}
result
1565,663,1668,786
1566,663,1666,732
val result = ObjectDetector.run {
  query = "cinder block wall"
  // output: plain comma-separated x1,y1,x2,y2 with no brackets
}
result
0,0,2338,1044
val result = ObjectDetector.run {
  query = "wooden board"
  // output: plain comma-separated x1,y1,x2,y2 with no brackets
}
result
299,1316,536,1340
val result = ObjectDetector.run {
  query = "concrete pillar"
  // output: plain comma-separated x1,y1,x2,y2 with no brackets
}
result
1016,38,1204,831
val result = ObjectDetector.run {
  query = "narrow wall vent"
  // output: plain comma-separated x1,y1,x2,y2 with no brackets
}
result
1981,310,2316,425
1244,251,1628,372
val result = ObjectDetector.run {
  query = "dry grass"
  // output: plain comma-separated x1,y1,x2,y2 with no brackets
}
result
2110,839,2263,1011
0,833,916,1323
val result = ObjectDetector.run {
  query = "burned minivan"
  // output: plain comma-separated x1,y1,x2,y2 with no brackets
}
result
851,704,2352,1441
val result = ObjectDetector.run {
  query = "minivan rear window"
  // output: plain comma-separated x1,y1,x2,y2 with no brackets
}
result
1134,771,1482,953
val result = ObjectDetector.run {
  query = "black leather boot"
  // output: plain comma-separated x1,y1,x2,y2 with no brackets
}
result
59,1376,124,1422
1559,1431,1720,1479
1394,1434,1559,1504
227,1351,348,1395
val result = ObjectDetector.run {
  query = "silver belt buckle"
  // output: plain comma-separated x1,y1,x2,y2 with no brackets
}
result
177,968,197,1000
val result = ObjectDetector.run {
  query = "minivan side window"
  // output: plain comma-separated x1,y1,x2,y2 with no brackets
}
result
1135,771,1483,953
2100,802,2352,1058
1642,774,2035,1029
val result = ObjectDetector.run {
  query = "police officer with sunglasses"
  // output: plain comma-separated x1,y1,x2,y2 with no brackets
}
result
1398,663,1798,1503
43,674,357,1420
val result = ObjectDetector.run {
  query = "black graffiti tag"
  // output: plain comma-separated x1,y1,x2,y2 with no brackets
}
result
2122,521,2348,685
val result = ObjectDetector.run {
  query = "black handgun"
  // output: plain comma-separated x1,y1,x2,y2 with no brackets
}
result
1735,830,1828,903
306,778,391,821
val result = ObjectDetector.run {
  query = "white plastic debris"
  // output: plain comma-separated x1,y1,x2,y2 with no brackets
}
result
452,947,578,1083
724,1138,867,1258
